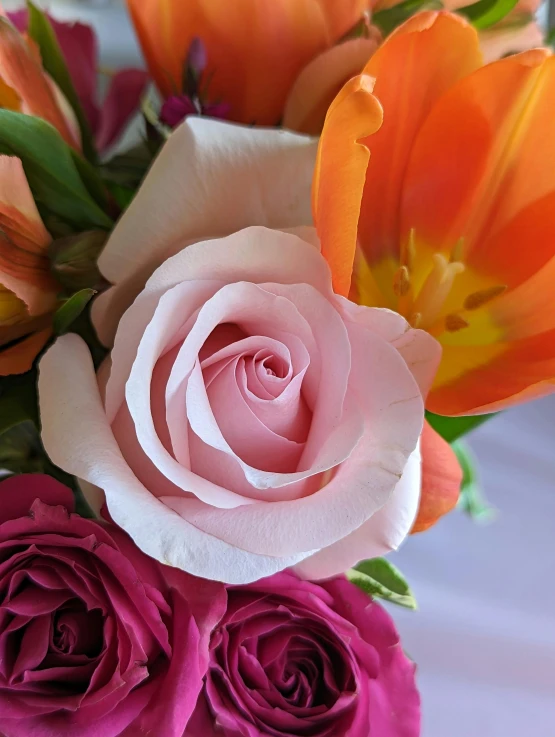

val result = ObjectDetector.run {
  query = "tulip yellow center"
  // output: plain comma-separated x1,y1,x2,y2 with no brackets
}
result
355,230,507,346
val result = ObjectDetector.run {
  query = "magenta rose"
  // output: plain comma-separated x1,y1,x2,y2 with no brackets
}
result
187,571,420,737
0,474,225,737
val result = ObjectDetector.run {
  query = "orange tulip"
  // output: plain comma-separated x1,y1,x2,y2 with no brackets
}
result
0,156,58,375
0,16,80,150
412,421,462,533
314,11,555,416
126,0,371,125
283,30,381,135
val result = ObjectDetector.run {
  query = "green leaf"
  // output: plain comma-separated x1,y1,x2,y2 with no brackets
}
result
458,0,519,30
373,0,443,36
347,558,418,610
546,27,555,46
70,149,109,211
53,289,96,335
0,110,112,231
26,0,97,163
453,441,496,522
0,371,39,436
425,411,497,443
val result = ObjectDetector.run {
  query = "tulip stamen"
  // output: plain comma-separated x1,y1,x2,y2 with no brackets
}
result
450,238,465,264
445,313,470,333
463,285,507,311
392,265,411,297
408,312,422,328
411,254,465,330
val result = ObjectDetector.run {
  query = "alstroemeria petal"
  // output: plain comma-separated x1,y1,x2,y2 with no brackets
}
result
0,157,57,315
0,17,80,149
92,118,317,345
358,11,482,264
313,74,383,297
0,327,51,376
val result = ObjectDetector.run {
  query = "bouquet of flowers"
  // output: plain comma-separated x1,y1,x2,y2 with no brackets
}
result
0,0,551,735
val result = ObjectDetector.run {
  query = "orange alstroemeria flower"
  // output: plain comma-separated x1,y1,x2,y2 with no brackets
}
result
314,11,555,416
126,0,371,125
0,15,80,150
0,156,58,375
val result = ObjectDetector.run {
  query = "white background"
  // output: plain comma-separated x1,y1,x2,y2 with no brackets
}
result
4,0,555,733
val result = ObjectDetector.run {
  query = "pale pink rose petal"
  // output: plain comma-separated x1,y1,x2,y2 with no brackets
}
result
337,297,442,398
162,328,423,557
92,121,318,345
293,445,422,579
39,334,314,583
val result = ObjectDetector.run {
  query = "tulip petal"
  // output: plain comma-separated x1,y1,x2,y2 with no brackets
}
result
358,11,482,264
283,37,379,135
92,118,317,345
313,74,383,297
401,49,555,261
411,422,461,533
127,0,368,124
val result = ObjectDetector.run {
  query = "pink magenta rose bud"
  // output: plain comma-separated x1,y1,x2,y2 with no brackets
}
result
187,571,421,736
0,474,225,737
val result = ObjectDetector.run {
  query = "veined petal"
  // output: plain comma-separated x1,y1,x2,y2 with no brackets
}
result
0,326,51,376
0,17,80,149
313,74,383,297
0,157,56,315
358,11,482,264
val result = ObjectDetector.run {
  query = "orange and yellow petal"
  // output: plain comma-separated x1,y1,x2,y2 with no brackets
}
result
0,18,80,149
313,74,383,296
357,12,482,265
0,157,56,316
0,326,51,376
412,421,462,533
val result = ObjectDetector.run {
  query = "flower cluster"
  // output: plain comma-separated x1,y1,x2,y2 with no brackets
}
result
0,1,552,735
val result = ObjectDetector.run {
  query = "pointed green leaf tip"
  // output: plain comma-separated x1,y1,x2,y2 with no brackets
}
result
347,557,418,610
453,440,496,523
53,289,96,336
458,0,519,30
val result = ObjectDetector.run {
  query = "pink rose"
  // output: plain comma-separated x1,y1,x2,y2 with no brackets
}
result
187,571,420,737
0,474,225,737
39,119,440,584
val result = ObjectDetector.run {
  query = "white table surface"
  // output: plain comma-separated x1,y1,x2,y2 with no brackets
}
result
4,1,555,734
